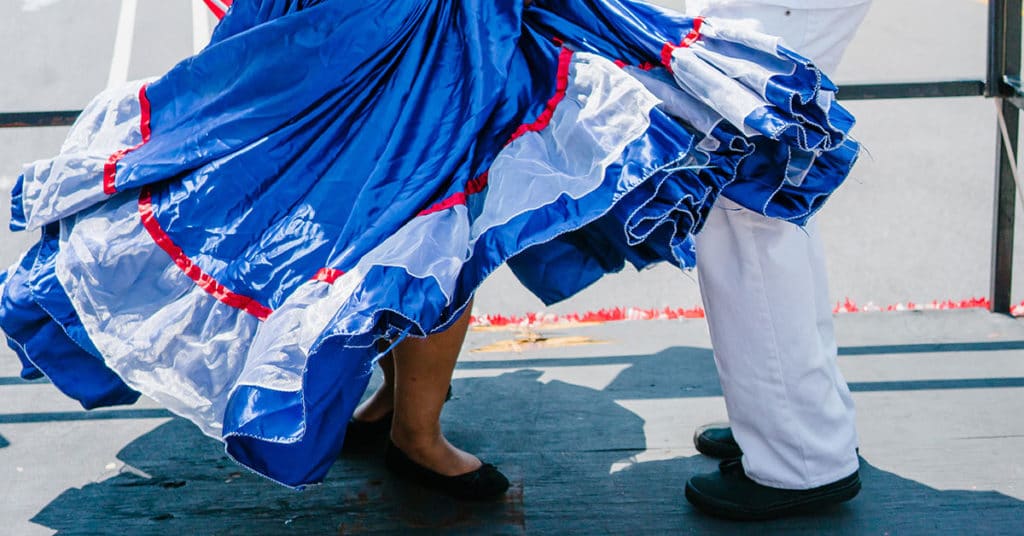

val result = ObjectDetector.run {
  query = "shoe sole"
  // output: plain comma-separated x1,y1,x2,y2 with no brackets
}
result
684,474,861,521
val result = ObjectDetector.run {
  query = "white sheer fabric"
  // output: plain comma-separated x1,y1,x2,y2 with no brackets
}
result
19,80,152,231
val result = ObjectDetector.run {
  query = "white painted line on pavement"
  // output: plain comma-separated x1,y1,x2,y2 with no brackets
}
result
107,0,137,89
609,397,726,473
192,0,212,54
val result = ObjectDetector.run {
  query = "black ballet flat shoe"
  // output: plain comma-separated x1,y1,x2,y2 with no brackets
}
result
343,385,454,452
384,440,510,501
343,411,394,452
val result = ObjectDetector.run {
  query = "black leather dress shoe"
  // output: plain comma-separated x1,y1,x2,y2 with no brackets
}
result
384,440,510,500
693,423,742,459
685,458,861,521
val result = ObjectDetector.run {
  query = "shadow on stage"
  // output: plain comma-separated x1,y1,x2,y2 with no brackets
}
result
30,346,1024,534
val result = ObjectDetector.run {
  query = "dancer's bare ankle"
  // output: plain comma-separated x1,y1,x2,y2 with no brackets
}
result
352,386,394,422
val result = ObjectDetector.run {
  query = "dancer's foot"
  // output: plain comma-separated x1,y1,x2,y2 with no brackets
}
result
343,383,396,453
385,437,509,500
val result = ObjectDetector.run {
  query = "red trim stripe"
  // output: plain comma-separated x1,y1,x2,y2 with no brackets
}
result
661,17,704,72
415,48,574,219
313,268,346,284
660,43,676,72
103,84,152,195
683,17,705,47
508,47,574,143
321,48,576,282
139,187,274,321
417,192,469,217
617,60,656,72
417,171,489,217
201,0,229,19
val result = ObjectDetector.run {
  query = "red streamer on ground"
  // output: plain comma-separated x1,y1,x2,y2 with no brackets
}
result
469,297,1024,327
471,306,706,327
831,297,1004,314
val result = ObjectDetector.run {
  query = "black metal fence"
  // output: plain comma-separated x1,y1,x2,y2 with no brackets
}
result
986,0,1022,313
1,3,1022,312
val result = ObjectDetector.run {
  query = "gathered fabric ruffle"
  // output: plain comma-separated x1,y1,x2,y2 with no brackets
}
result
1,0,859,487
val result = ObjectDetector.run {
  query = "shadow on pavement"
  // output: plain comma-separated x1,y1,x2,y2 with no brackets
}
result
29,351,1024,534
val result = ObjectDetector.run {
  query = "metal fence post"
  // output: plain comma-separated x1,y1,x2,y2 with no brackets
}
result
988,0,1022,314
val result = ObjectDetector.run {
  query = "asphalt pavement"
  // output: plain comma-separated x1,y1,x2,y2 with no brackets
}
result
3,309,1023,534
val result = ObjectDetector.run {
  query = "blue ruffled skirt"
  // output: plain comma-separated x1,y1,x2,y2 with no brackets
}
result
0,0,859,487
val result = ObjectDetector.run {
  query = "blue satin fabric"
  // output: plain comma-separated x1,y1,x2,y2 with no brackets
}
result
0,234,139,408
1,0,860,486
129,0,551,310
140,0,548,485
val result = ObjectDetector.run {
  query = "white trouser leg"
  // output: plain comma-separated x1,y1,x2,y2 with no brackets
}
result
690,2,870,489
696,200,859,489
809,215,857,422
